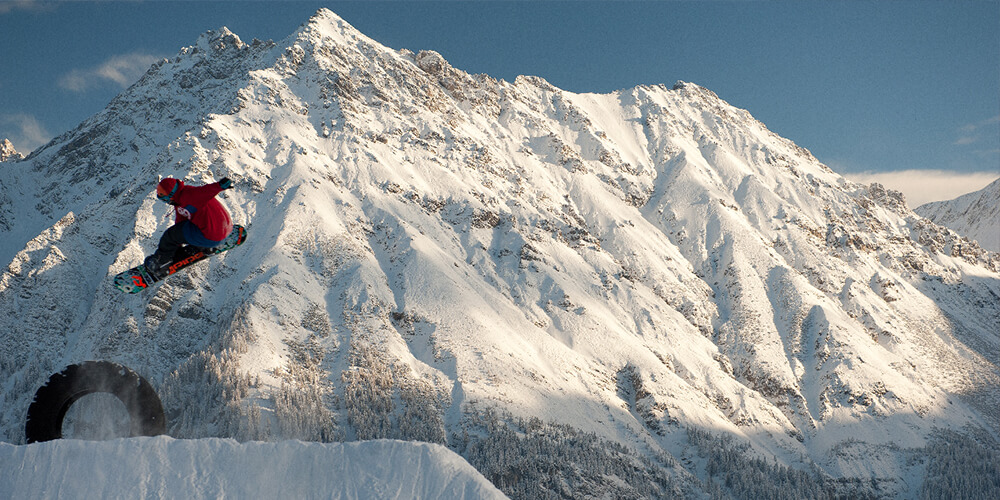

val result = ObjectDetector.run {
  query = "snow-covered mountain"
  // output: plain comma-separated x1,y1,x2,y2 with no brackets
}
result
916,177,1000,253
2,9,998,498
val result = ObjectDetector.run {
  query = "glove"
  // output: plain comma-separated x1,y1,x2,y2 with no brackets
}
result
219,177,233,190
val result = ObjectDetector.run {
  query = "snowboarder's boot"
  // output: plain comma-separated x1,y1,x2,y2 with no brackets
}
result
142,253,172,280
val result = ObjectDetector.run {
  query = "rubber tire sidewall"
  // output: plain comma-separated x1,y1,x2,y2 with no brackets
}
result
25,361,166,443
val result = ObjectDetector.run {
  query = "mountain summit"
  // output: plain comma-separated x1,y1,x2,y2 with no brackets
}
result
1,9,998,498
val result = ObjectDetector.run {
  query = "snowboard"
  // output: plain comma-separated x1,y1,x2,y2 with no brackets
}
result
113,225,247,294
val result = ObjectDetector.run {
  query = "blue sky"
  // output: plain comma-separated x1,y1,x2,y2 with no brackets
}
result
1,1,997,206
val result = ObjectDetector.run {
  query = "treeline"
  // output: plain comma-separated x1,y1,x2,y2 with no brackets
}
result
920,428,1000,500
154,333,999,500
455,409,696,499
686,428,880,500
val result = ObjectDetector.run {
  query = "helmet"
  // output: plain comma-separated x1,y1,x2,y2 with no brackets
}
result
156,178,183,204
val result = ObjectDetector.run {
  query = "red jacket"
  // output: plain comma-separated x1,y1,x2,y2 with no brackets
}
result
171,182,233,242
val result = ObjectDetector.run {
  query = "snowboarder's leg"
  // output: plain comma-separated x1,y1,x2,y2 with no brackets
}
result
181,221,226,253
144,223,188,276
158,223,189,256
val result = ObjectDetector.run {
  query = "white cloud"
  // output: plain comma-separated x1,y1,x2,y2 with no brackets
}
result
953,115,1000,147
58,52,162,92
0,0,52,15
843,169,1000,209
0,113,52,153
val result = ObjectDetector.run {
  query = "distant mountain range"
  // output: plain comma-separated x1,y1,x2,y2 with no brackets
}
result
2,9,997,499
917,177,999,253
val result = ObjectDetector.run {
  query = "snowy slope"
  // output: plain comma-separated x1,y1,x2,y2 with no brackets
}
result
1,8,998,498
916,177,1000,252
0,437,507,499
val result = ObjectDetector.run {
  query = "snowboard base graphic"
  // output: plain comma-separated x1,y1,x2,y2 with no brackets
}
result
114,225,247,294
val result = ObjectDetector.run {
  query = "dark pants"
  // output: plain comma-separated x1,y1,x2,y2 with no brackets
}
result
155,223,190,260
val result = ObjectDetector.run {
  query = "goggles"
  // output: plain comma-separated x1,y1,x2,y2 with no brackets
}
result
157,182,179,203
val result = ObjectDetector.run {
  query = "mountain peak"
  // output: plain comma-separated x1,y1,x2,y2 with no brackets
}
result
0,139,21,161
190,26,246,54
308,7,347,26
671,80,695,90
294,7,371,46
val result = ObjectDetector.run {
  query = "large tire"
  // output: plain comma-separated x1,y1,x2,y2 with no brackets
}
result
25,361,166,443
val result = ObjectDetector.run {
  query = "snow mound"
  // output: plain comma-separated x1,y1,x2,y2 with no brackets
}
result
0,437,507,500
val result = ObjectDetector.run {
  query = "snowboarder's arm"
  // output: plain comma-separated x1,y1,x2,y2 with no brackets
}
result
179,183,224,207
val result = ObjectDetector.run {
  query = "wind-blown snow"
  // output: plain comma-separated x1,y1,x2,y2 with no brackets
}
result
0,8,998,499
916,177,1000,252
0,437,507,499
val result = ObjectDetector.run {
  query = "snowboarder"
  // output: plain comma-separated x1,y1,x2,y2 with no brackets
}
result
143,176,234,278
